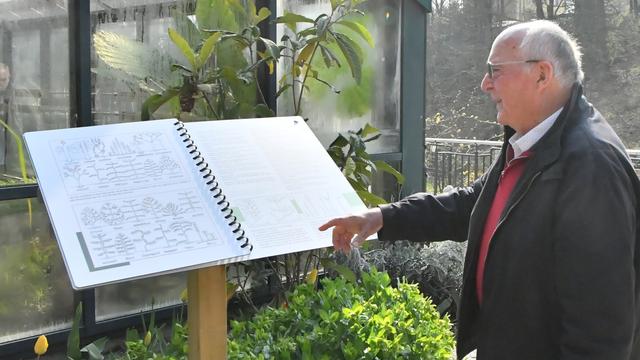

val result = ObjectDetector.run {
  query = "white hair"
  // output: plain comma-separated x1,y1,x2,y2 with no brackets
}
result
496,20,584,88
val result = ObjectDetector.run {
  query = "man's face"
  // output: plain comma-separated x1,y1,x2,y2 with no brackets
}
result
0,65,9,91
480,37,539,134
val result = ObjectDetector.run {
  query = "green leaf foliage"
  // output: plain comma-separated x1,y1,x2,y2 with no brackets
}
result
228,269,455,359
197,32,222,70
334,32,364,84
67,302,82,360
141,88,181,120
327,124,402,207
337,20,374,48
81,337,108,360
168,28,197,70
374,160,405,185
276,12,315,32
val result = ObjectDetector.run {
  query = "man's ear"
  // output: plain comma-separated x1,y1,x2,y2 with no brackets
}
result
536,61,553,88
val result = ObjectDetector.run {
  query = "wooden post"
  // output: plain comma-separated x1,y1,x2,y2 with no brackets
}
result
188,265,227,360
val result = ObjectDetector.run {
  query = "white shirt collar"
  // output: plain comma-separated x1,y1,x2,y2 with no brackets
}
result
509,107,563,158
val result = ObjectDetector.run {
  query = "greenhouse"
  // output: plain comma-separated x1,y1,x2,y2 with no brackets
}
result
1,0,639,359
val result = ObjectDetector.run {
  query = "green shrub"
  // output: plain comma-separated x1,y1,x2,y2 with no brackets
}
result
228,269,455,360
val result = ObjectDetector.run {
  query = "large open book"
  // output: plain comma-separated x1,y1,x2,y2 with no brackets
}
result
24,117,367,289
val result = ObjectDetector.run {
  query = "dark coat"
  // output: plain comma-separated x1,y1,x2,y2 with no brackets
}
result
378,85,640,360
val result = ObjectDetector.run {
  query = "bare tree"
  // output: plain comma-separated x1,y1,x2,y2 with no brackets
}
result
534,0,546,18
574,0,610,85
547,0,556,19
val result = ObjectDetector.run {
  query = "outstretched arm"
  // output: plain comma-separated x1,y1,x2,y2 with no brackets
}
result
318,207,383,253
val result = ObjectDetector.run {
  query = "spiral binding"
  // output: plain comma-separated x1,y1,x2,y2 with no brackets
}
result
174,120,253,251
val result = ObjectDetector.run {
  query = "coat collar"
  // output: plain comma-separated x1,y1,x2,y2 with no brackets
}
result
503,83,584,172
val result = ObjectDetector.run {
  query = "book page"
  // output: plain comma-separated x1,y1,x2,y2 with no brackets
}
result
24,119,249,289
186,116,369,260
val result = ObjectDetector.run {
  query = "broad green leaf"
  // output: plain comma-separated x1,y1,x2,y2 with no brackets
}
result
67,302,82,360
258,37,281,60
374,160,405,185
257,51,275,74
276,12,314,32
255,7,271,25
171,9,202,50
343,157,356,176
360,123,380,138
334,32,363,84
168,28,197,70
329,133,349,148
356,190,387,206
316,14,331,40
81,337,108,360
319,44,341,68
320,259,357,283
297,42,317,66
196,0,240,32
337,20,375,47
298,27,317,38
141,88,181,120
254,104,275,117
197,32,222,70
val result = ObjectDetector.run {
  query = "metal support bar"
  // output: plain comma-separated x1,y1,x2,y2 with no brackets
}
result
256,0,277,114
68,0,92,127
400,0,428,195
0,183,38,200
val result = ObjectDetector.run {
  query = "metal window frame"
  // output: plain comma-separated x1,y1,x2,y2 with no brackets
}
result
0,1,430,358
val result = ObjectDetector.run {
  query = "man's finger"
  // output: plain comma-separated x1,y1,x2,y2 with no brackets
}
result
318,218,341,231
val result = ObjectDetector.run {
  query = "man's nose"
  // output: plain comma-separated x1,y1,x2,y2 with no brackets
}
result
480,73,493,93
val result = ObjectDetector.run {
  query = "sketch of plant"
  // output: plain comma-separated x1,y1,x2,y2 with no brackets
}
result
63,163,88,186
142,197,162,218
90,138,107,157
178,191,201,212
143,159,160,176
101,202,125,226
131,228,156,252
115,233,134,256
133,132,163,151
122,199,145,222
169,221,198,245
92,232,116,259
161,203,185,217
80,207,101,226
158,156,178,174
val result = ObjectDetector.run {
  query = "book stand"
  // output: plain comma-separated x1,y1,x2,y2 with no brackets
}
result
188,265,227,360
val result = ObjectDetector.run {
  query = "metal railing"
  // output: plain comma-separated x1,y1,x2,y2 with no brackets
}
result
425,138,640,193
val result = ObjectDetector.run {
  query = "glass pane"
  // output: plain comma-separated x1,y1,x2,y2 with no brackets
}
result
0,198,75,344
95,272,186,321
90,1,207,126
0,0,70,185
276,0,401,153
89,0,191,321
91,6,141,125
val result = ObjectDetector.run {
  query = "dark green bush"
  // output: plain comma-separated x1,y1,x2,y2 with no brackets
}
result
228,269,454,359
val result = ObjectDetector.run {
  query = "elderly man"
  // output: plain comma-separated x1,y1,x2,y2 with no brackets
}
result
0,63,9,91
320,20,640,359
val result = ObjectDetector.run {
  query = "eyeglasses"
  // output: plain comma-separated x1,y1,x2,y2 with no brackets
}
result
486,60,540,79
